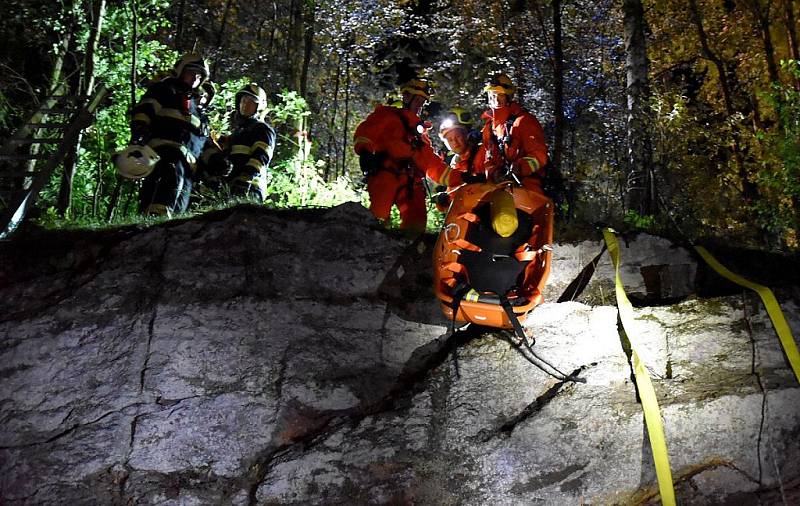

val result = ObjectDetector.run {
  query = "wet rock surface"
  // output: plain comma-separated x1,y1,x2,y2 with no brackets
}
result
1,202,799,504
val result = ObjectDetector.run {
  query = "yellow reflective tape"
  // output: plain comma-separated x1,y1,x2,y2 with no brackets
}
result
440,165,452,186
246,158,263,170
138,98,161,108
603,229,676,506
136,98,201,128
147,139,197,165
253,141,270,151
230,145,251,155
354,136,372,147
695,246,800,383
156,108,201,128
523,156,539,171
133,113,151,124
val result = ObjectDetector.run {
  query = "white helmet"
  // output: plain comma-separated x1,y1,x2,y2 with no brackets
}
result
235,84,268,119
113,145,161,180
173,53,210,84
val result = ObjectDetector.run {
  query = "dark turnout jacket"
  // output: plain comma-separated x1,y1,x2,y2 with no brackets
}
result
226,116,277,188
131,77,208,166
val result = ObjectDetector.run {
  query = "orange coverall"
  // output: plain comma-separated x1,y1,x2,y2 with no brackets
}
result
353,105,448,230
476,102,548,193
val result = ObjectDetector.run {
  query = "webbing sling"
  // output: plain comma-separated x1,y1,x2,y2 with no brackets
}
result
695,246,800,384
603,229,676,506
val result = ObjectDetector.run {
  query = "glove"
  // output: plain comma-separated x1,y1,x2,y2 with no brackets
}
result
433,185,450,208
462,172,486,184
130,124,151,146
207,153,233,178
359,151,386,176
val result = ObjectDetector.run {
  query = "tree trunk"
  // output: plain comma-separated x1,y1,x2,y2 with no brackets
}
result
622,0,655,215
174,0,187,51
784,0,800,89
551,0,565,182
288,0,303,91
58,0,106,217
342,54,351,178
746,0,780,84
325,57,341,181
131,0,138,109
688,0,758,201
300,1,316,99
267,1,277,60
212,0,235,77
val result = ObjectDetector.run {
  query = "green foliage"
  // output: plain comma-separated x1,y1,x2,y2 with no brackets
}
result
205,77,250,135
750,60,800,247
264,90,361,208
623,210,657,231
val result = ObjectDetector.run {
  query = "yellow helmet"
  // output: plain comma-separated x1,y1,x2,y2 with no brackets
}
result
173,53,210,83
384,92,403,108
483,73,515,96
438,107,472,138
400,78,434,100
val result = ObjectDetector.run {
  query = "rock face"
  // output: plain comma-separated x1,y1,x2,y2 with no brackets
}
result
1,203,799,505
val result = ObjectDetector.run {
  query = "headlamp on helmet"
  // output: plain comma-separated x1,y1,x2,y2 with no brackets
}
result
438,107,471,139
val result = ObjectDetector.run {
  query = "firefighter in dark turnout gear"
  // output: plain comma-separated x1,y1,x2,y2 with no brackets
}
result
193,81,233,204
224,84,276,201
131,53,211,216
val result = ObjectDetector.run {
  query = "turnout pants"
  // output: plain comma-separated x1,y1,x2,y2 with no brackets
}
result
367,170,427,232
138,147,193,215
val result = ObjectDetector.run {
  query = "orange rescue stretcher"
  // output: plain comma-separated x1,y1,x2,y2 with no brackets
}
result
432,181,554,329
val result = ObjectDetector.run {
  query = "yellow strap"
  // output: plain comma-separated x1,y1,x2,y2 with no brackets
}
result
695,246,800,383
603,229,676,506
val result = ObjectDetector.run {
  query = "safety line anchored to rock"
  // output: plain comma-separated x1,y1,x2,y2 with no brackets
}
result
695,245,800,384
603,229,676,506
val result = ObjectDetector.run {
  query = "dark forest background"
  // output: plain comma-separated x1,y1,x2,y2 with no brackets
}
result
1,0,799,251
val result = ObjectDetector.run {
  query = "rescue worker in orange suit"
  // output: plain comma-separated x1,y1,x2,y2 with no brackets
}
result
131,53,211,216
477,73,548,193
432,107,481,210
223,84,276,201
353,78,449,232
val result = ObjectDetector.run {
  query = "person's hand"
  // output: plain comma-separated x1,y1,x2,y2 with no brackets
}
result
130,127,150,146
